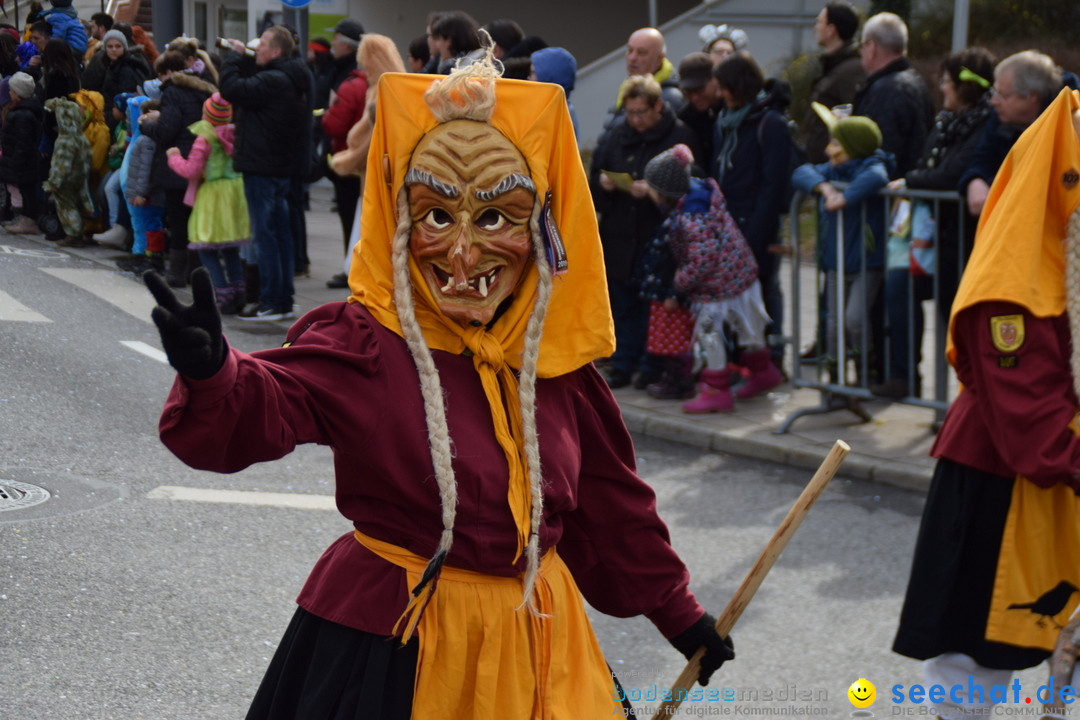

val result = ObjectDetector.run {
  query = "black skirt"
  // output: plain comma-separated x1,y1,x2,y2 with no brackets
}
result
246,607,418,720
246,607,638,718
892,458,1049,670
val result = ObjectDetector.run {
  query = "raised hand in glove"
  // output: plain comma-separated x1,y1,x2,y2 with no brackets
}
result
669,613,735,686
145,267,224,380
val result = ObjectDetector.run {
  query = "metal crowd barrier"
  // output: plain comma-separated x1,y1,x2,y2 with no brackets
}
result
774,186,966,434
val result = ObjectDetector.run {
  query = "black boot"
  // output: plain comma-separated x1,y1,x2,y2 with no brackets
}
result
165,248,188,288
243,261,261,305
646,355,697,400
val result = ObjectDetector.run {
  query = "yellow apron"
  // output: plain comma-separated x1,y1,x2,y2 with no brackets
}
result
354,531,623,719
986,479,1080,651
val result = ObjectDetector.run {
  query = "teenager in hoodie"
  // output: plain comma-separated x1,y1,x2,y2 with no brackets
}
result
529,47,578,139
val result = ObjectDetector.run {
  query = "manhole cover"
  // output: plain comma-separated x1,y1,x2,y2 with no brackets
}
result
0,481,50,512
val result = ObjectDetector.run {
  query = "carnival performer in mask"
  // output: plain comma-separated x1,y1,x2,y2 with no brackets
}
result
145,53,732,718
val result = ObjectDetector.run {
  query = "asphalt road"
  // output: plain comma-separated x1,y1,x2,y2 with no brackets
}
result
0,233,1053,719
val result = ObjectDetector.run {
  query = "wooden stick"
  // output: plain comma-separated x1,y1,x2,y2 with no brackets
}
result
655,439,851,716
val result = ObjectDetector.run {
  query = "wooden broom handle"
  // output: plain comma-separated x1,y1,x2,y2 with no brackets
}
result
655,439,851,716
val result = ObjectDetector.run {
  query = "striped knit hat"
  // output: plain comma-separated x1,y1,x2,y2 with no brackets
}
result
203,92,231,126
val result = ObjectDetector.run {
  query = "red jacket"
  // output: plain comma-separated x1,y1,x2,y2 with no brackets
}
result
321,68,368,153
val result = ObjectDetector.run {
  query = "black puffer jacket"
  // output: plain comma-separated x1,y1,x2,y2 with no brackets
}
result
140,71,217,192
589,105,701,285
219,52,314,178
101,52,151,130
853,58,934,179
0,95,43,185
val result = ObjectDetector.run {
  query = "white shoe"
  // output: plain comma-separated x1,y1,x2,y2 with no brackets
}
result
91,224,128,248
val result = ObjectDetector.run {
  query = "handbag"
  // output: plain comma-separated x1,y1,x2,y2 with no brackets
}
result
645,300,695,356
908,200,937,277
886,198,937,276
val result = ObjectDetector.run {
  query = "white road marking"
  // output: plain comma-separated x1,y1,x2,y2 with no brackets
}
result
146,485,337,511
0,289,51,322
120,340,168,364
39,268,156,322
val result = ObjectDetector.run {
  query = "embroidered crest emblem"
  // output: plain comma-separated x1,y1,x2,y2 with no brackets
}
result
1065,169,1079,190
991,314,1025,352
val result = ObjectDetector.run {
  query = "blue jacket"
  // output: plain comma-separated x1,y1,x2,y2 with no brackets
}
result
41,7,88,55
791,151,892,272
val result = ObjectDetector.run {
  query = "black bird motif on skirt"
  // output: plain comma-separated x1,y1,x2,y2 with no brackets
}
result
1008,581,1080,629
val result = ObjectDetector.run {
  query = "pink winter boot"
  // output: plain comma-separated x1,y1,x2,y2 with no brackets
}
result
734,347,785,399
682,368,734,414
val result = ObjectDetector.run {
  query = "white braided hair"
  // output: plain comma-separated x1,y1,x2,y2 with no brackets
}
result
392,50,555,613
1065,206,1080,401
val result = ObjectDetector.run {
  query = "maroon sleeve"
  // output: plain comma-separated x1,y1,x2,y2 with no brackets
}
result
947,302,1080,487
321,74,369,147
557,364,705,639
158,303,384,473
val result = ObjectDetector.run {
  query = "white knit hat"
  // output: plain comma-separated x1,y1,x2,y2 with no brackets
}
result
8,72,35,100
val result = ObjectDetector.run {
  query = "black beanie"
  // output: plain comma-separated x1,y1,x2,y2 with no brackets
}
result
645,144,694,199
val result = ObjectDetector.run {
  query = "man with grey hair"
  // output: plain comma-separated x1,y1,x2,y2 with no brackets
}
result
960,50,1071,216
852,11,933,178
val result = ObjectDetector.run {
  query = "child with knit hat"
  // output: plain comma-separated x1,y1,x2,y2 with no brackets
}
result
792,104,892,383
642,143,781,412
0,72,43,235
166,92,250,314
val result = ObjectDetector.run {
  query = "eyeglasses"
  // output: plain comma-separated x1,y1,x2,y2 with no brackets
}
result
990,86,1021,100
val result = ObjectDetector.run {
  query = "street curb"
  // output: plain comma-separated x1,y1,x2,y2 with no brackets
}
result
619,405,933,494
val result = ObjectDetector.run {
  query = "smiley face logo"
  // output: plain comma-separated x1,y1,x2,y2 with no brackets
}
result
848,678,876,708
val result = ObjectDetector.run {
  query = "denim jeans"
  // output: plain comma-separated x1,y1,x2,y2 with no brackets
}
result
884,268,933,382
244,174,294,313
198,247,243,288
608,279,650,375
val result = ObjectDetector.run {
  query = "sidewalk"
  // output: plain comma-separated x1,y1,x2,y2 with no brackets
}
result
50,180,938,494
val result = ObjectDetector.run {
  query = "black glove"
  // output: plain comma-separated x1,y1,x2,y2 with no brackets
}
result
668,613,734,686
145,267,225,381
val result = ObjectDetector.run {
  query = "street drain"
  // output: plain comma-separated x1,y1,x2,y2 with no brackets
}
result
0,481,50,512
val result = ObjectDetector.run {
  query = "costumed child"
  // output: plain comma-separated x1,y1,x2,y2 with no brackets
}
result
143,52,733,717
43,97,94,247
92,92,134,248
791,107,891,383
116,97,166,275
0,72,43,235
644,144,781,413
165,92,249,314
892,89,1080,720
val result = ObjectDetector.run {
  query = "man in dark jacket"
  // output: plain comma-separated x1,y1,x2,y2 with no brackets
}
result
221,25,314,322
800,1,865,164
676,52,722,169
319,17,366,289
852,12,933,179
959,50,1071,217
590,75,700,389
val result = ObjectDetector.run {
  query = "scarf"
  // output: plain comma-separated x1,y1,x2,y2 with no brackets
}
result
615,56,676,110
713,100,755,184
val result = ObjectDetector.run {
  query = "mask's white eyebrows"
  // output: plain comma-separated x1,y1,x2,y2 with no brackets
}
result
404,168,460,198
475,174,536,201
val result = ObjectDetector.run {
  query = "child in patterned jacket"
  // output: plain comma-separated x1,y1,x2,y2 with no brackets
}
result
643,144,782,413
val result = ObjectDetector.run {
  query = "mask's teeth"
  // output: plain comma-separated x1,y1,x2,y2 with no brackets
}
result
479,275,489,298
441,277,454,293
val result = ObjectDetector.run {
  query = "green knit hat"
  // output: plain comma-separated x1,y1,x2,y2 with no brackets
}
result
812,101,882,159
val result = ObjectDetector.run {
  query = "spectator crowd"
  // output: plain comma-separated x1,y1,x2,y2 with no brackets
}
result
1,1,1073,368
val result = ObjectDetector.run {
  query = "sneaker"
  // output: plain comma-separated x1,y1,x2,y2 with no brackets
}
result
92,224,129,248
238,304,286,322
326,272,348,289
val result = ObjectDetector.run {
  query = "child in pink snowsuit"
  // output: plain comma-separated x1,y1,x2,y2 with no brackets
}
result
166,92,250,313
